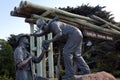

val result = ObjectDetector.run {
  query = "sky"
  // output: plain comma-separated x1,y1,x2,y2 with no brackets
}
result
0,0,120,40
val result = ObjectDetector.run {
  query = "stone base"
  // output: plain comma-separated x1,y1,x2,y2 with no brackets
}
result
62,76,83,80
61,71,116,80
48,71,116,80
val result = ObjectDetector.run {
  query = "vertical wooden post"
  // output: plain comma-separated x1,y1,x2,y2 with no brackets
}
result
36,36,46,77
36,37,43,76
30,23,35,53
30,23,35,80
56,48,61,78
30,25,54,78
48,33,54,78
42,36,47,77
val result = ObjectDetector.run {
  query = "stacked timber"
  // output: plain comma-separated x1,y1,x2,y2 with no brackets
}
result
10,1,120,38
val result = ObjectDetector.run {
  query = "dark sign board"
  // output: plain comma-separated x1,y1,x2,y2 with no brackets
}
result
83,30,113,41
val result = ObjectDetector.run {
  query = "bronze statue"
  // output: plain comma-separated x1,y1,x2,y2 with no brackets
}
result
31,19,91,79
14,34,48,80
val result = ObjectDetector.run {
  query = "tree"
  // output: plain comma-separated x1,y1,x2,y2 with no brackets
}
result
0,39,15,78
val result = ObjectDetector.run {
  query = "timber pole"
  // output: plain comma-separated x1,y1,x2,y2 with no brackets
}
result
91,15,120,31
30,23,35,80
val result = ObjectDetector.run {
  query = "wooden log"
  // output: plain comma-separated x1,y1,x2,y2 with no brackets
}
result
31,14,80,27
14,7,31,18
31,14,51,21
58,16,120,35
25,18,36,24
91,15,120,31
11,1,120,36
26,14,120,36
19,1,100,24
30,23,35,80
10,11,30,18
48,33,54,78
11,6,31,18
19,1,46,15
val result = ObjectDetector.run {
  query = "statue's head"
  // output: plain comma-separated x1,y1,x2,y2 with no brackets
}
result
36,19,46,28
36,19,48,31
15,34,29,46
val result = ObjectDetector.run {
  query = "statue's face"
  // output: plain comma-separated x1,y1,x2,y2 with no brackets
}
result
37,23,49,32
36,19,45,29
22,37,29,46
37,24,44,30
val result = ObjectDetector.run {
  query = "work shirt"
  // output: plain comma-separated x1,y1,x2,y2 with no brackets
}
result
14,46,31,70
14,46,32,80
50,21,83,39
50,21,83,54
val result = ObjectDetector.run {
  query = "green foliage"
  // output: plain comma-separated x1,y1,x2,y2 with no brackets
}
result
0,39,15,78
0,75,14,80
84,40,120,77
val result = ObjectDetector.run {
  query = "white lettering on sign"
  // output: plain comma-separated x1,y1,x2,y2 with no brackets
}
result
83,30,113,40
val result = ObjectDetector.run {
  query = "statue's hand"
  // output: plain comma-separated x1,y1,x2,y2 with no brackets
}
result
42,40,50,51
28,53,34,59
42,48,49,53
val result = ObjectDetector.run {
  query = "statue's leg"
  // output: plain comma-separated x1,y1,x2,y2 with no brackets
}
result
62,33,83,79
62,50,75,79
62,39,75,79
71,31,91,75
74,52,91,75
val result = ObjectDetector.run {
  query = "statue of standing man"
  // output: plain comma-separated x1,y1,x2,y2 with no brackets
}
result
14,34,48,80
31,18,91,79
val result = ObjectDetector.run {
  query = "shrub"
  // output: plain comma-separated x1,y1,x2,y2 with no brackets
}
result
0,75,14,80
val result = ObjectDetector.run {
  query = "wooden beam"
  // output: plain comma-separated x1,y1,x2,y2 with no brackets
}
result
48,33,54,78
91,15,120,31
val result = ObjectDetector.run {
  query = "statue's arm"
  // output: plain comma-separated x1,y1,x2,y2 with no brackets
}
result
30,30,46,37
18,56,32,68
49,32,62,42
48,23,62,43
32,49,47,63
14,49,32,69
